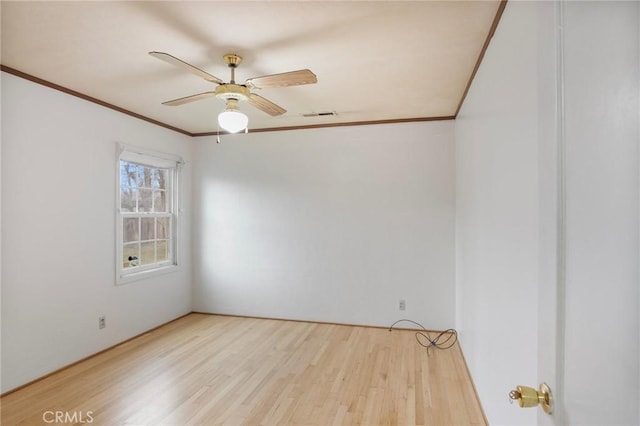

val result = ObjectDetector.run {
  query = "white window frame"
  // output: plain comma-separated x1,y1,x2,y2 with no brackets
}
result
116,144,183,285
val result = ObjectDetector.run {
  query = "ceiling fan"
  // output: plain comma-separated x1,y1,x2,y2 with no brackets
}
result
149,51,317,133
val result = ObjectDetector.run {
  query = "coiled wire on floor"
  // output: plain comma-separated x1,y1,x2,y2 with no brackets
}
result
388,319,458,355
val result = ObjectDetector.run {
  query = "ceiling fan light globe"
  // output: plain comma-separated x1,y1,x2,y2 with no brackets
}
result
218,110,248,133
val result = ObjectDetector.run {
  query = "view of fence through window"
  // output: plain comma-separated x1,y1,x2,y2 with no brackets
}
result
120,160,172,270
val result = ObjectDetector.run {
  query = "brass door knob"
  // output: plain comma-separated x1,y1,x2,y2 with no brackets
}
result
509,383,553,414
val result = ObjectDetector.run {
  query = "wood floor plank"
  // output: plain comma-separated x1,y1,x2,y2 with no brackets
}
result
1,314,486,425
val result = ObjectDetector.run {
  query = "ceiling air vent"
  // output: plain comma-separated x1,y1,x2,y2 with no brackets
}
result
302,111,337,117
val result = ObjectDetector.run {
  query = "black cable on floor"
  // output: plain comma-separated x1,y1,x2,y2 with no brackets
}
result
388,319,458,354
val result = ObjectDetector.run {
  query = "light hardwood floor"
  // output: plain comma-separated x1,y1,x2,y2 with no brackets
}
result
1,314,486,425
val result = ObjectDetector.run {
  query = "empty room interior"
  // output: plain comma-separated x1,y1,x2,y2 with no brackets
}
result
1,1,639,425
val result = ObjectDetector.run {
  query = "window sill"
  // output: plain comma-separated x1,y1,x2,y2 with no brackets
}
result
116,264,180,285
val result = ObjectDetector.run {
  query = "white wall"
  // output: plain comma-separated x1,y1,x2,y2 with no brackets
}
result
561,2,639,424
455,2,539,425
1,72,193,392
192,121,456,330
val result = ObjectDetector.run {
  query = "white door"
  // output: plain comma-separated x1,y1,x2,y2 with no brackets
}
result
536,1,639,425
535,0,561,422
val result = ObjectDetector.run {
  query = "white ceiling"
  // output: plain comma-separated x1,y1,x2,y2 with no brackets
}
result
1,1,502,135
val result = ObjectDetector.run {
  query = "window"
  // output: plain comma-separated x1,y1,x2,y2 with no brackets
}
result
116,146,181,284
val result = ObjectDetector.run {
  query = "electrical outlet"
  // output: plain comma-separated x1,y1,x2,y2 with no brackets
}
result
98,316,106,329
399,299,406,311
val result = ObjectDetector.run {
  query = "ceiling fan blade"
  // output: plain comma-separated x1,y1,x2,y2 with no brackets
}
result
149,51,224,84
248,93,287,116
246,69,317,89
162,91,217,106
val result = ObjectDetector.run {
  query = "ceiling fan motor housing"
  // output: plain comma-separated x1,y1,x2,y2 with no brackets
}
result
215,84,250,102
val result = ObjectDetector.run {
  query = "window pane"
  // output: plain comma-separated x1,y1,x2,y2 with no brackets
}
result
121,187,137,212
120,161,138,188
139,189,153,212
140,241,155,265
141,217,155,241
123,218,139,243
153,190,167,212
137,165,151,187
157,217,169,239
123,243,140,268
152,168,167,189
157,240,168,262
